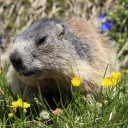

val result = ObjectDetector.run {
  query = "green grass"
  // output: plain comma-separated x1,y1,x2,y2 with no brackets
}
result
0,69,128,128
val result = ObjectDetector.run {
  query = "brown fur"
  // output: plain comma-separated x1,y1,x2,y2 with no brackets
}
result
65,18,118,94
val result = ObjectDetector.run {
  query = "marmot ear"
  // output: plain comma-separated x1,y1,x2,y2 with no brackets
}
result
56,24,65,37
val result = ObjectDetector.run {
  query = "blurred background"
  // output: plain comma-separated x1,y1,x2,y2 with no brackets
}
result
0,0,128,69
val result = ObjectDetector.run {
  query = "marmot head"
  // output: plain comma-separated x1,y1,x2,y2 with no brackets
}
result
10,18,79,79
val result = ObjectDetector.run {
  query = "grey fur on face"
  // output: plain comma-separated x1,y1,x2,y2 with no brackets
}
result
10,18,91,78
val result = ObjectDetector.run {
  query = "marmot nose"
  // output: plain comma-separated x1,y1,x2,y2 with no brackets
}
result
10,52,23,71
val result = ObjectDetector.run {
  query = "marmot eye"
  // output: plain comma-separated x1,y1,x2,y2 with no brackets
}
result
37,36,47,45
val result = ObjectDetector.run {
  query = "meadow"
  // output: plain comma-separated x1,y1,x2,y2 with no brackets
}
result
0,68,128,127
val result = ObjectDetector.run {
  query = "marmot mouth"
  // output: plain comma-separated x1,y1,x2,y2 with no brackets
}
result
22,70,41,77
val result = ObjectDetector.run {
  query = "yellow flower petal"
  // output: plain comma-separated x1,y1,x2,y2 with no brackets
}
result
111,77,118,86
111,72,122,79
11,98,30,108
71,77,81,86
22,102,30,108
8,113,14,118
100,77,112,87
12,101,20,108
12,98,22,108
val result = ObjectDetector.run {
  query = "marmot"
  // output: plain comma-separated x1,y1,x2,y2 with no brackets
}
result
6,18,118,107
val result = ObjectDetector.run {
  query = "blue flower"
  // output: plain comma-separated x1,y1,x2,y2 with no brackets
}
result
100,19,114,32
105,19,114,29
0,38,2,44
100,24,109,32
98,13,106,20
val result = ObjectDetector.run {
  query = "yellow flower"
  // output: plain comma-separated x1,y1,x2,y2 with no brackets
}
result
101,71,122,87
111,77,119,86
12,98,23,108
125,69,128,74
22,102,30,109
100,77,112,87
111,72,122,79
71,77,81,86
11,98,30,108
101,77,119,87
8,113,14,118
23,109,27,113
